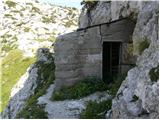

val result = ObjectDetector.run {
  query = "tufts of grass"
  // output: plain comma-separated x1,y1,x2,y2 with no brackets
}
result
24,27,30,32
5,0,17,8
149,65,159,82
1,49,35,112
80,100,112,119
50,78,108,101
2,44,13,52
65,20,76,28
42,16,55,24
16,52,55,118
138,39,150,54
47,36,56,42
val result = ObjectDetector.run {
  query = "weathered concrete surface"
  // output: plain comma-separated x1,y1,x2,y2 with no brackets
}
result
54,26,102,90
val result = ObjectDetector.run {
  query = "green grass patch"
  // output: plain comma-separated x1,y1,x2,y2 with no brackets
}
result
16,53,55,119
1,49,35,112
149,65,159,82
80,100,112,119
51,73,127,101
51,78,108,101
138,39,150,54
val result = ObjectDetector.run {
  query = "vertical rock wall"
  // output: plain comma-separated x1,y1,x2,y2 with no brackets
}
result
111,1,159,118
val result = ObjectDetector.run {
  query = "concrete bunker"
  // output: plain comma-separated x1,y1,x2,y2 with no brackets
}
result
54,18,136,90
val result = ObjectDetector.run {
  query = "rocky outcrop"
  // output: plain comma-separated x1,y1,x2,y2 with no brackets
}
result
1,0,79,57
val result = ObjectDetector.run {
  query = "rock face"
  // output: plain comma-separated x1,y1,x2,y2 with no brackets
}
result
55,0,159,119
111,1,159,119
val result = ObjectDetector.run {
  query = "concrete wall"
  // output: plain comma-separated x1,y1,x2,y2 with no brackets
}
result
54,26,102,90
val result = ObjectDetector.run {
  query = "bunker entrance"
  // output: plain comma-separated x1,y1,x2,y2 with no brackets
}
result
103,42,121,83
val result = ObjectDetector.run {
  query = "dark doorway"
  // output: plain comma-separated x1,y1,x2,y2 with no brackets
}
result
103,42,121,83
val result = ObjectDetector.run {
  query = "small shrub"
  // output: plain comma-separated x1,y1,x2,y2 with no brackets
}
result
65,20,76,27
81,0,98,11
130,95,139,102
16,105,47,119
41,16,55,24
51,78,108,101
149,65,159,82
47,36,56,42
24,27,30,32
16,22,25,27
2,44,13,52
4,14,12,17
80,100,112,119
5,0,17,8
138,39,150,54
31,6,40,13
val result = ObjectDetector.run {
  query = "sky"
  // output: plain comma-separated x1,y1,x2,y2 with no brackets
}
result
39,0,82,9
